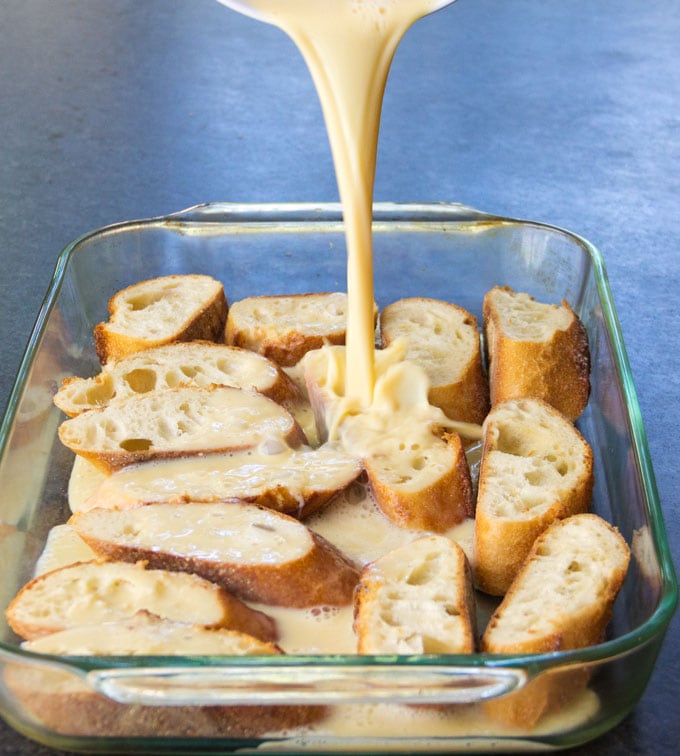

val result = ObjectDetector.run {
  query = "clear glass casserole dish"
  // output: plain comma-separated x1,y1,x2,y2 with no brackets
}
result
0,202,676,753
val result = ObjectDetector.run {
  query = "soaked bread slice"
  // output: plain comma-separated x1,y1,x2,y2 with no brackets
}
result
94,274,227,364
380,297,489,424
364,431,474,533
354,535,476,654
483,286,590,420
57,385,307,473
226,292,376,366
22,611,281,656
69,502,360,608
7,613,324,738
481,513,630,727
474,398,594,596
78,444,362,519
301,343,474,532
54,342,298,417
5,559,277,642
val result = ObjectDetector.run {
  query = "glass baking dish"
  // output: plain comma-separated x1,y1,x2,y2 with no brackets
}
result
0,202,676,754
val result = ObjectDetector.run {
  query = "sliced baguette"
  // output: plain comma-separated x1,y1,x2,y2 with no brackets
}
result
364,431,474,533
5,559,277,642
94,274,227,364
23,610,282,656
78,444,362,519
354,535,476,655
380,297,489,424
54,341,298,417
4,663,323,739
57,385,306,473
69,502,360,608
7,613,324,738
226,292,376,367
474,398,593,596
481,513,630,727
483,286,590,420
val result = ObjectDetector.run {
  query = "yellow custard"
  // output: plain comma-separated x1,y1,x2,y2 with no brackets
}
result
218,0,456,406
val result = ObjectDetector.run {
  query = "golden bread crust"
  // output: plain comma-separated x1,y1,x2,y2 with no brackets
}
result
365,432,474,533
483,286,590,420
57,385,307,473
226,292,377,367
380,297,489,424
69,503,360,608
480,513,630,727
94,274,227,364
354,535,477,654
473,398,594,596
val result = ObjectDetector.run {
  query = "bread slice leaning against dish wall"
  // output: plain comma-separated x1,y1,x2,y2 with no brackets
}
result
69,502,360,608
474,398,594,596
57,385,307,473
379,297,489,425
5,559,277,642
354,535,476,655
226,292,377,367
54,341,299,417
94,274,228,364
483,285,590,420
5,612,324,739
481,513,630,728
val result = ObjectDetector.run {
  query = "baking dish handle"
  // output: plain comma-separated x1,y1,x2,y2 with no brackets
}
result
88,664,526,706
164,201,502,225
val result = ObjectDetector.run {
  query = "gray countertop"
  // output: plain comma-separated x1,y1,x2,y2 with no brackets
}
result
0,0,678,754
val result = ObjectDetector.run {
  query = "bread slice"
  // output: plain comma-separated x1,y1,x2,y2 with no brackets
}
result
364,431,474,533
6,613,324,738
380,297,489,424
54,341,299,417
353,535,476,654
483,286,590,420
94,274,227,364
481,513,630,727
5,559,277,642
78,444,362,519
57,385,307,473
226,292,376,367
23,610,282,656
69,502,360,608
474,398,593,596
33,524,98,576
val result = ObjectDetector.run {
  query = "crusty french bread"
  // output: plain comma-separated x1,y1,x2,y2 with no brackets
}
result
4,663,323,739
483,286,590,420
69,502,360,608
364,431,474,533
380,297,489,425
5,559,277,642
54,341,298,417
94,274,227,364
6,612,324,738
77,444,362,519
474,398,594,596
23,610,282,656
226,292,376,367
354,535,476,655
57,385,307,473
481,513,630,727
